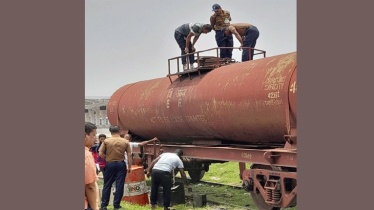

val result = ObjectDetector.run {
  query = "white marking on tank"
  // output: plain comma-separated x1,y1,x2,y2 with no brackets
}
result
290,81,297,93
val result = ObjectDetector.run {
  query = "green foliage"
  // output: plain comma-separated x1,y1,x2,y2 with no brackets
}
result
200,162,251,185
192,184,252,207
102,201,235,210
101,203,151,210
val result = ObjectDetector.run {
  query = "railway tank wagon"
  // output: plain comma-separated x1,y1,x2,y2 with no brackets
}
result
107,52,297,210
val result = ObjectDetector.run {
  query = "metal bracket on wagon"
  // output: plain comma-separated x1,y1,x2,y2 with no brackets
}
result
263,149,296,166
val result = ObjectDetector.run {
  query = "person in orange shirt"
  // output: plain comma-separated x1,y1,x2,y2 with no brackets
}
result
85,122,99,210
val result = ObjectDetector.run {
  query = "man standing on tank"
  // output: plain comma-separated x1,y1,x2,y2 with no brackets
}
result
147,149,188,210
210,4,233,60
98,125,132,210
174,23,212,71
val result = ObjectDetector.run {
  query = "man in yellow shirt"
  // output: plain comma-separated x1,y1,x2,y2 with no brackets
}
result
210,4,233,59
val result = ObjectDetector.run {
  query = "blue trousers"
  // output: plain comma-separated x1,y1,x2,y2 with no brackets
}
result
101,161,127,209
215,30,233,59
242,26,260,61
174,31,194,65
150,169,172,208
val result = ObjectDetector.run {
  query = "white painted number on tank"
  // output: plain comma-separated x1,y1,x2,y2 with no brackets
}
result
177,89,187,97
242,152,252,159
268,91,280,99
185,115,207,122
149,115,205,124
166,88,173,108
164,117,171,123
167,88,173,98
108,101,117,113
108,101,117,106
290,82,297,93
165,88,187,108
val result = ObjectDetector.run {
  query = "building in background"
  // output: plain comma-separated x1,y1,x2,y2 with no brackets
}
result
85,97,111,137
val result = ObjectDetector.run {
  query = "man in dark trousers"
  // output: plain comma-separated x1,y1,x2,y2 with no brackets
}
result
147,149,188,210
174,23,212,71
222,23,260,61
210,4,233,59
98,125,132,210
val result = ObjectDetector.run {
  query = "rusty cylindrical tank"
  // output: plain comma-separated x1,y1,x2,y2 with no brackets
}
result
108,52,297,144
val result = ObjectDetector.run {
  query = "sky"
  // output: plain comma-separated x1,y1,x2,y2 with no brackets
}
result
85,0,296,97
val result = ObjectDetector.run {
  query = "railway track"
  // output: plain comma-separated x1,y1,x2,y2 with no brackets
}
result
98,176,295,209
98,176,252,209
183,195,253,210
177,178,295,210
176,177,255,210
194,179,243,189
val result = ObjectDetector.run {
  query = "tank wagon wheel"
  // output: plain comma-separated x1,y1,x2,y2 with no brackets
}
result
188,169,206,183
250,164,282,210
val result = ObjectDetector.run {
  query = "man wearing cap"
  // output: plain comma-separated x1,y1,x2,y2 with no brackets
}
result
222,23,260,61
147,149,188,210
210,4,233,59
174,23,212,71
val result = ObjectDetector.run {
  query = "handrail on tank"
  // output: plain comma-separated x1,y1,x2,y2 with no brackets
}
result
167,47,266,83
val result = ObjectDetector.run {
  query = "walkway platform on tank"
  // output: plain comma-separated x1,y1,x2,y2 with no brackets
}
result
166,47,266,83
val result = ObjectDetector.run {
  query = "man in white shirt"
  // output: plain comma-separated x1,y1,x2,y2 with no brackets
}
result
123,134,158,167
147,149,188,210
